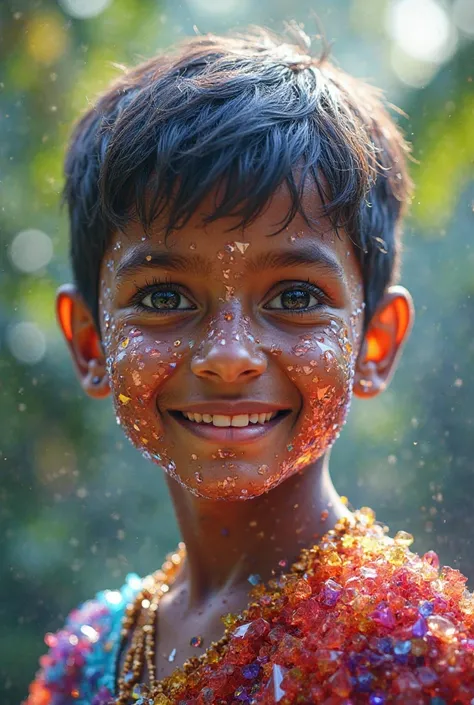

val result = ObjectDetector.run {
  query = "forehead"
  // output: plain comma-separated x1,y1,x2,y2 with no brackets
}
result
103,183,362,284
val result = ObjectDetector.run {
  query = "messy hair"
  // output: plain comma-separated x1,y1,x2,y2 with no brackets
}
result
63,27,412,327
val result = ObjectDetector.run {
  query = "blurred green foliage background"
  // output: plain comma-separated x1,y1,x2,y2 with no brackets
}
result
0,0,473,701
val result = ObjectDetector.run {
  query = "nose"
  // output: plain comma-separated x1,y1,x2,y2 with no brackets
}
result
191,336,267,383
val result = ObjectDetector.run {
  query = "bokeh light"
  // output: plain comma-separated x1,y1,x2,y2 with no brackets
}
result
9,229,53,274
6,322,47,365
453,0,474,37
185,0,250,17
59,0,113,20
387,0,457,64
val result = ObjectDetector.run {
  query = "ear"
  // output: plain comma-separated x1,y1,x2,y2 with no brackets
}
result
354,285,414,398
56,284,110,399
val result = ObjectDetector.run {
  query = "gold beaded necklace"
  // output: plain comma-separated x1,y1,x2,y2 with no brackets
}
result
115,516,354,704
115,542,235,704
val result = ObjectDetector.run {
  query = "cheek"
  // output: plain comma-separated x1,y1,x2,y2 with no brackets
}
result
103,322,183,468
279,322,355,471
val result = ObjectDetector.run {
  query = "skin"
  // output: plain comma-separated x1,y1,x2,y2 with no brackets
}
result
57,184,413,679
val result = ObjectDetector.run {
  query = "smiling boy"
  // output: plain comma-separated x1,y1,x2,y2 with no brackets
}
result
25,29,474,705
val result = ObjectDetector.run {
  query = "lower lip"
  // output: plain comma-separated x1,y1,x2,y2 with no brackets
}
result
168,412,289,444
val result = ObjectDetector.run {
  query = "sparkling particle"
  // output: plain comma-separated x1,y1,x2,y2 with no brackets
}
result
168,648,177,662
247,574,261,586
118,394,132,405
190,635,203,647
194,472,203,483
234,241,250,254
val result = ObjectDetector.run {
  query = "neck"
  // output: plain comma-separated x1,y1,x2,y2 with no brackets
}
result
165,454,351,607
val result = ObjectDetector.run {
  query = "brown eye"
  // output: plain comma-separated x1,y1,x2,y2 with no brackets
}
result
141,289,194,311
266,286,321,311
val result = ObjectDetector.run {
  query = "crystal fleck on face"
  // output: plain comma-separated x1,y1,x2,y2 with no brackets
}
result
99,187,365,500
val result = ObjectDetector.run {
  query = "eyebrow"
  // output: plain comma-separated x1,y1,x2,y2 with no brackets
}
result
115,249,212,281
246,243,344,279
114,241,344,281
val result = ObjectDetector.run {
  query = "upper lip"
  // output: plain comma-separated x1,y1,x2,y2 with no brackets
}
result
169,401,290,415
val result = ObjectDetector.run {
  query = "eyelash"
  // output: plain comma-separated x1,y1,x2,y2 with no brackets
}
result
130,277,196,313
129,277,328,314
265,280,328,314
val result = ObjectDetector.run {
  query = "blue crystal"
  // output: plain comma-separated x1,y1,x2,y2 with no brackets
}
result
242,662,261,679
394,639,412,655
247,574,261,586
369,695,386,705
378,637,393,654
356,670,373,692
419,600,434,617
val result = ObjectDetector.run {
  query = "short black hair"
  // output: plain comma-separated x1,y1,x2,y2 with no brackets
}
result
63,27,412,329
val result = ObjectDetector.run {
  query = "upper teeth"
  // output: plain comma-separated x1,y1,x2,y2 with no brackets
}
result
181,412,277,427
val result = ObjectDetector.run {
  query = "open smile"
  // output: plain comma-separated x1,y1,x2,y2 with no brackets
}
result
168,406,291,444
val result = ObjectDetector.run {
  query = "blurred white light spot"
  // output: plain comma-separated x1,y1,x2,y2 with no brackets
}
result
104,590,123,605
7,322,46,365
390,45,440,87
387,0,456,63
59,0,113,19
80,625,99,642
10,228,53,274
453,0,474,37
186,0,249,16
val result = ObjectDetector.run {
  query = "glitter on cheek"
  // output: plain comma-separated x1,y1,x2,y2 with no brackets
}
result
272,325,356,482
101,316,182,477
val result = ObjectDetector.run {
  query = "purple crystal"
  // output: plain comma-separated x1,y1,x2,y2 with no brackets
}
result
321,578,343,607
234,685,250,702
356,670,374,692
418,600,434,617
242,662,261,679
369,694,387,705
371,606,395,629
412,616,428,637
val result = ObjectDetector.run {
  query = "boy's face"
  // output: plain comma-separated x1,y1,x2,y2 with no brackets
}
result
60,185,412,501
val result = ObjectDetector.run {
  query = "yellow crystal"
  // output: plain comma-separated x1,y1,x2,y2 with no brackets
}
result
394,530,414,547
387,547,406,566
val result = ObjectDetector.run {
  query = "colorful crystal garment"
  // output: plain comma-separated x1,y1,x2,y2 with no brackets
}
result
25,508,474,704
23,573,143,705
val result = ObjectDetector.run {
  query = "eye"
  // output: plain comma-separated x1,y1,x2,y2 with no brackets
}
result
265,284,324,312
138,287,195,312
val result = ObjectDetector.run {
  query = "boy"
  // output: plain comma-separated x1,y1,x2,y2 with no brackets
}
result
26,28,474,705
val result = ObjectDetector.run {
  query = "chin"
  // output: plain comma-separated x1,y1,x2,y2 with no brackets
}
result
162,455,292,501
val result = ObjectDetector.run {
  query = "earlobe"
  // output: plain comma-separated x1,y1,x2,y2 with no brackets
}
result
354,286,414,399
56,284,111,399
